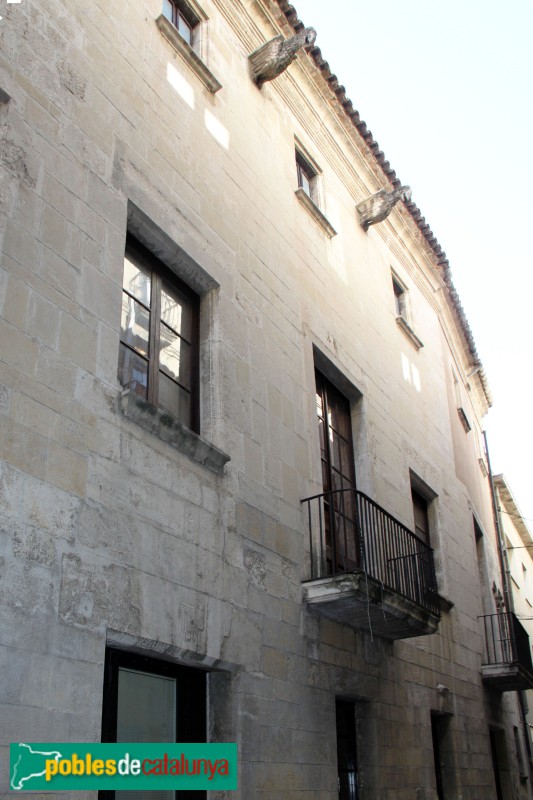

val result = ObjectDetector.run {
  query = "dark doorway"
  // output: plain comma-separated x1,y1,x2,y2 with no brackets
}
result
490,728,508,800
336,699,358,800
431,713,445,800
316,370,358,574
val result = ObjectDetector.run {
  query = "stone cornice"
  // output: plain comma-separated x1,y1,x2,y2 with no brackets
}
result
274,0,492,410
494,474,533,547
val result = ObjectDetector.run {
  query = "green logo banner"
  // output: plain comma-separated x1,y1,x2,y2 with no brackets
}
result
10,742,238,791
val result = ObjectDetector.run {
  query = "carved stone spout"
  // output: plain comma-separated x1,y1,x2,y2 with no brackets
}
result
357,185,412,231
249,27,317,89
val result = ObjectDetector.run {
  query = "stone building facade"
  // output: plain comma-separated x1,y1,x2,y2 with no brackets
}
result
1,0,532,798
494,474,533,774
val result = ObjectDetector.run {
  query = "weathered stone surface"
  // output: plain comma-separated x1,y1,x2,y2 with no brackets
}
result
249,28,317,88
0,1,522,798
357,185,412,231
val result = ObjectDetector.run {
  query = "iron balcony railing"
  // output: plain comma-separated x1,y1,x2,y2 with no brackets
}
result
301,488,440,617
480,611,533,673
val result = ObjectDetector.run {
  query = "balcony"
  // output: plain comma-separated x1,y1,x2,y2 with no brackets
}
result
480,612,533,691
301,489,441,639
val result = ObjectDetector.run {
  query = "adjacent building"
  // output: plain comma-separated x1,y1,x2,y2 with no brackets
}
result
1,0,532,797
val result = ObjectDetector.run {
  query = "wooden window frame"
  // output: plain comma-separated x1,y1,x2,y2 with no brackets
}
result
296,150,318,203
392,275,407,320
411,486,430,545
163,0,200,49
100,648,207,800
119,235,200,433
315,370,359,575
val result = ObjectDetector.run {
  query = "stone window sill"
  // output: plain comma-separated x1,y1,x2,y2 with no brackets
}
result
396,315,424,350
295,188,337,239
120,390,230,475
156,15,222,94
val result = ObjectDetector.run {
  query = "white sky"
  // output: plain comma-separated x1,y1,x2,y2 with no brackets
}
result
298,0,533,524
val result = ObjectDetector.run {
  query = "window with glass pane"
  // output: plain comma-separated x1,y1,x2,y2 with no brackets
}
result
296,150,317,202
392,276,407,319
119,237,199,432
101,649,207,800
162,0,198,48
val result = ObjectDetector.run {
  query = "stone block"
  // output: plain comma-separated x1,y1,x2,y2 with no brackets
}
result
14,391,57,438
45,442,88,496
79,261,121,327
27,290,61,348
39,242,80,300
262,647,289,680
95,320,120,383
58,551,140,632
20,471,80,540
236,501,263,544
40,204,71,259
0,556,58,618
12,520,58,568
35,344,78,397
2,273,30,331
59,311,97,372
244,435,264,484
0,415,47,479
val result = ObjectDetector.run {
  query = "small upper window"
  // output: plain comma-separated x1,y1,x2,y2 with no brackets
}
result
391,271,423,349
451,367,471,432
392,276,407,319
119,236,200,432
163,0,199,49
293,142,336,237
296,150,318,203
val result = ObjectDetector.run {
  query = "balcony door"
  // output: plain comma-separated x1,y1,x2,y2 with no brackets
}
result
316,371,359,574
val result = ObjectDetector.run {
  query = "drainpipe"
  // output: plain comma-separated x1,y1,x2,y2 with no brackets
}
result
483,431,533,783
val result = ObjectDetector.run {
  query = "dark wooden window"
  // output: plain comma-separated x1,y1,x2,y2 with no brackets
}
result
100,648,207,800
162,0,199,47
336,699,358,800
316,371,358,573
411,487,430,545
392,276,407,318
119,236,200,432
296,150,317,201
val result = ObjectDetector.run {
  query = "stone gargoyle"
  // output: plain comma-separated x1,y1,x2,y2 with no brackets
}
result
249,27,317,89
356,185,412,231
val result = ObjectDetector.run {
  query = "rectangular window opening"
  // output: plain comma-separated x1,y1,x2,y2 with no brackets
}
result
296,150,318,202
163,0,200,49
392,276,407,318
119,236,200,433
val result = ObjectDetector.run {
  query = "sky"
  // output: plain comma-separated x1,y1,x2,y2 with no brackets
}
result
298,0,533,524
